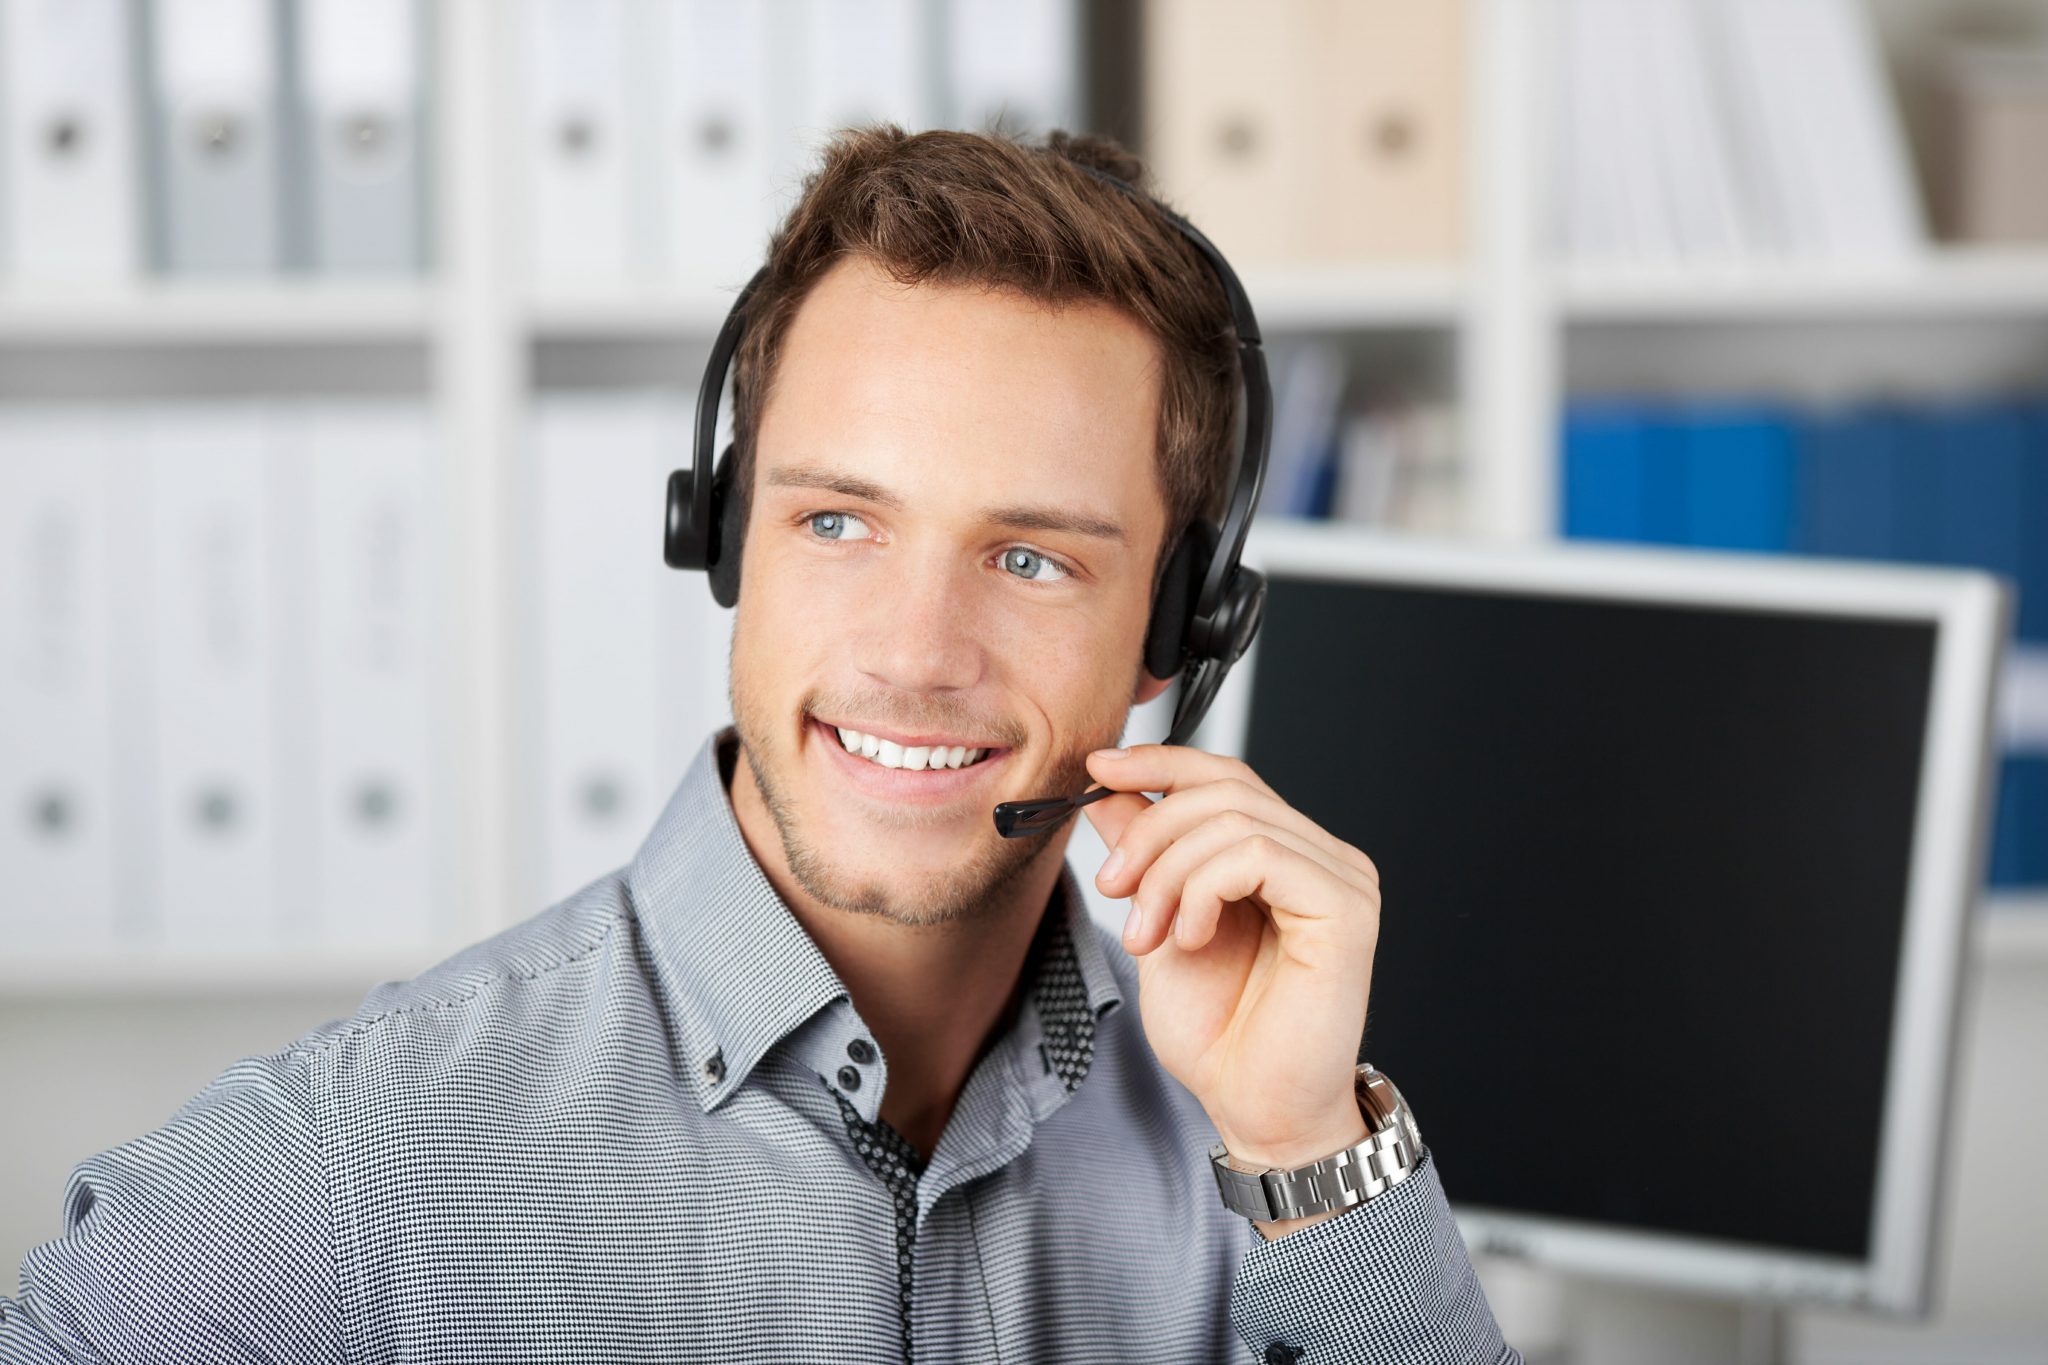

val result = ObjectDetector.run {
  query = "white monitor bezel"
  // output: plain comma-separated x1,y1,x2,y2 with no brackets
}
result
1197,521,2009,1315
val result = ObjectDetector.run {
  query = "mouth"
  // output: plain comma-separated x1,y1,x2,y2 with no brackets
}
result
807,715,1013,806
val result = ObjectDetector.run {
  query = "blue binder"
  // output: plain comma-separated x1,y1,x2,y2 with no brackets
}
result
1680,404,1797,552
1562,401,1651,542
2020,403,2048,644
1799,407,1905,560
1927,403,2027,594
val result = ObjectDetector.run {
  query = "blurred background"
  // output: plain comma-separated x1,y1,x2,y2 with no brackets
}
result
3,0,2047,1359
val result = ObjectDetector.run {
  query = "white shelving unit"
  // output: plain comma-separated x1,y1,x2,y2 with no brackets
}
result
3,0,2045,993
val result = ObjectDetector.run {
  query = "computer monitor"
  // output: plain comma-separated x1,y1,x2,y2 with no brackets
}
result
1199,522,2009,1315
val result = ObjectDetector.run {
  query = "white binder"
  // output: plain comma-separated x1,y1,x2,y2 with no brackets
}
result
795,0,932,160
148,0,285,273
0,0,142,281
522,0,632,285
144,404,281,949
533,392,666,905
0,408,120,948
291,0,426,274
942,0,1078,136
302,402,441,948
652,0,781,291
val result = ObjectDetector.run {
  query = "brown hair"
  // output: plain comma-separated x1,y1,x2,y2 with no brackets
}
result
730,124,1242,578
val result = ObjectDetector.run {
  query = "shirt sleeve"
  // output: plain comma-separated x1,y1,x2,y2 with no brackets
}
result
1228,1147,1523,1365
0,1043,347,1365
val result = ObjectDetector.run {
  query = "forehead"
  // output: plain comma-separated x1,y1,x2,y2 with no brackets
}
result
757,255,1166,515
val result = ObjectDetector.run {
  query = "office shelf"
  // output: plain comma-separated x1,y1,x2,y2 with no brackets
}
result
0,944,458,999
0,281,438,345
1558,250,2048,323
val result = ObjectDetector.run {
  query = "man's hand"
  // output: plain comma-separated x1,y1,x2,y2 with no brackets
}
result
1082,744,1383,1228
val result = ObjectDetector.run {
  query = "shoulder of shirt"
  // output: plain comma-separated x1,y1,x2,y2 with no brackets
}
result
286,868,637,1063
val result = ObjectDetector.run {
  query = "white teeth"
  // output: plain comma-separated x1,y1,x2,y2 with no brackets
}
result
828,724,993,772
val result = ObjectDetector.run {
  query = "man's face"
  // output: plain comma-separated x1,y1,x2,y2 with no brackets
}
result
729,254,1171,926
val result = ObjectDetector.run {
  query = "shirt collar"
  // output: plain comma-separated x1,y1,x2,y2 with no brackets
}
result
628,729,1123,1114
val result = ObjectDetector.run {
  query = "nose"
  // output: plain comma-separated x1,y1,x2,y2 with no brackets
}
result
855,546,986,696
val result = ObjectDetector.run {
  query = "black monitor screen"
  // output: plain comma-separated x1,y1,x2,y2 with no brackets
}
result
1240,573,1939,1261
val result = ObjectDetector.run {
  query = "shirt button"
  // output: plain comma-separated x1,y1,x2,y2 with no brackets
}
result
702,1049,726,1084
836,1064,863,1092
1264,1343,1302,1365
847,1037,877,1064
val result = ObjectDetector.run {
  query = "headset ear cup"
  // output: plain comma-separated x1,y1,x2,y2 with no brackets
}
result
1143,521,1218,680
706,444,743,608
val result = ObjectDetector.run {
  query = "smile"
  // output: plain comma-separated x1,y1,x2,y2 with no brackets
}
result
807,716,1012,805
832,726,991,771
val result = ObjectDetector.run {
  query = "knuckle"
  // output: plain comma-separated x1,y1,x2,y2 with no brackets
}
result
1209,807,1256,839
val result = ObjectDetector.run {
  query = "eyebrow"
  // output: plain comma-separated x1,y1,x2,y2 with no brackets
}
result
762,463,1128,544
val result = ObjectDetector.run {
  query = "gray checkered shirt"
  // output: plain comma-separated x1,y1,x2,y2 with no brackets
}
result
2,731,1519,1364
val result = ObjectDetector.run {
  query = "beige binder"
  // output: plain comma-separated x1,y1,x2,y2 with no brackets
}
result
1307,0,1465,261
1143,0,1466,264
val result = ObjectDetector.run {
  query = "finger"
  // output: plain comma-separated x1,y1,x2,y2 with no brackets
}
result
1079,788,1153,861
1124,812,1365,955
1084,743,1280,801
1096,777,1376,901
1175,835,1379,956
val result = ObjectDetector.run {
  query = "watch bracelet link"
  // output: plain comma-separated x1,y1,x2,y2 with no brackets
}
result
1207,1064,1422,1222
1208,1123,1417,1221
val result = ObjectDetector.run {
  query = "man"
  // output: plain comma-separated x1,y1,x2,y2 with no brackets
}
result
0,128,1518,1364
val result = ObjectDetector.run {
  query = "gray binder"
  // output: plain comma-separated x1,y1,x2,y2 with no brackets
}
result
144,0,286,274
290,0,428,274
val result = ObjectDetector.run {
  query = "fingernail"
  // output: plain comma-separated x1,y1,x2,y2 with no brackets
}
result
1122,896,1149,946
1098,846,1125,884
1092,747,1128,760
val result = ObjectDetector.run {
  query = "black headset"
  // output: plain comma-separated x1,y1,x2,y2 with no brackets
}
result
664,158,1271,838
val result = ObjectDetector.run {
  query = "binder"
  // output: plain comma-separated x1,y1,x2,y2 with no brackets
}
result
522,0,631,285
532,392,666,905
2018,402,2048,644
794,0,931,159
1307,0,1465,261
147,0,286,274
941,0,1079,136
1561,401,1650,542
303,402,440,948
1680,404,1797,553
0,409,120,947
1927,404,2028,601
1144,0,1316,262
144,403,282,948
0,0,142,281
290,0,427,274
1797,408,1905,561
652,0,781,290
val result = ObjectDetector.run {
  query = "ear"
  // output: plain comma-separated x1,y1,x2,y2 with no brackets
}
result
1132,672,1173,706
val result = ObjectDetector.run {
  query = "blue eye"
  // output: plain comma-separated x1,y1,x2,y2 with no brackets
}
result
1001,547,1068,582
807,511,869,540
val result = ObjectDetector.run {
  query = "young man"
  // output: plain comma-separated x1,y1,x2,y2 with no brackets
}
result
1,129,1517,1364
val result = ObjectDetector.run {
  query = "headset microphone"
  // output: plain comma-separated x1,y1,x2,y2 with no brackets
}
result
665,156,1271,841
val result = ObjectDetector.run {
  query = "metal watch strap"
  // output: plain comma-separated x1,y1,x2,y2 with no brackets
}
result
1208,1064,1421,1222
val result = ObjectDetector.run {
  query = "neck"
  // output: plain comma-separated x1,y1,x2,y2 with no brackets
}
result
726,737,1073,1158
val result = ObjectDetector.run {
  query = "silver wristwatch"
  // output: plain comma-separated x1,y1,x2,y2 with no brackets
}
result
1209,1063,1424,1222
